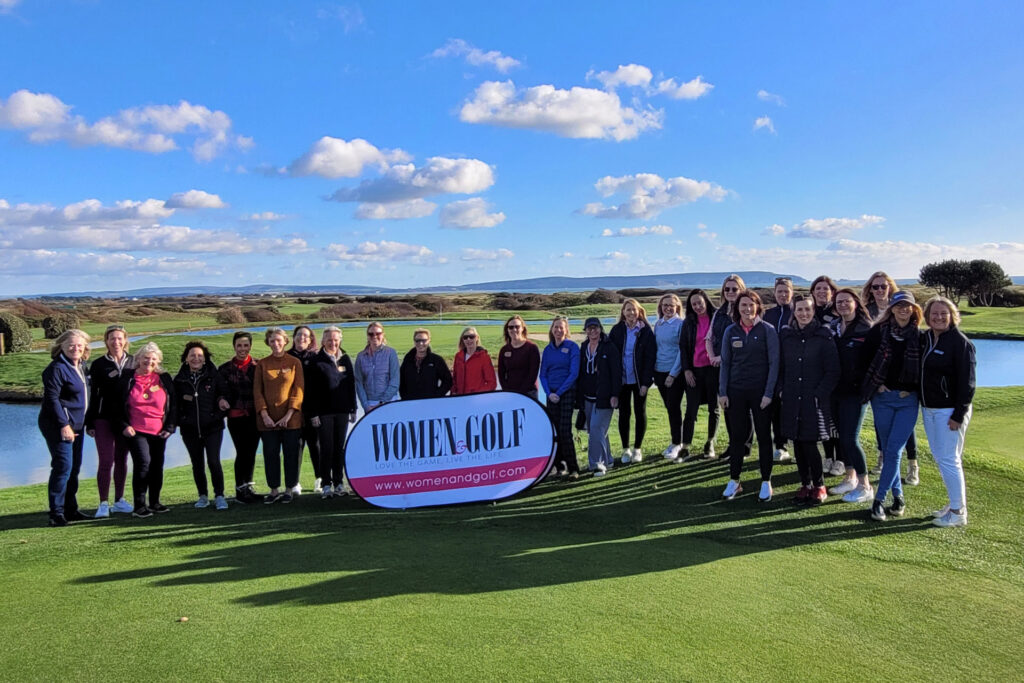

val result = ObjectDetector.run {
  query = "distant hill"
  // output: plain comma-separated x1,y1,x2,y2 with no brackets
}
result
33,271,810,298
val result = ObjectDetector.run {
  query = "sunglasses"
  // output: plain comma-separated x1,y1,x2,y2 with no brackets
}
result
367,331,383,337
507,324,522,330
105,324,126,333
462,335,477,341
414,338,429,343
871,284,889,290
724,287,740,293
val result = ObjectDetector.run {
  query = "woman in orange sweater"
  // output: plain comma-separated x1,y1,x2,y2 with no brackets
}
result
254,327,305,504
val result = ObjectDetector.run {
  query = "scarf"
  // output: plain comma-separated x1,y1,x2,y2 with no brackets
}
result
861,318,920,402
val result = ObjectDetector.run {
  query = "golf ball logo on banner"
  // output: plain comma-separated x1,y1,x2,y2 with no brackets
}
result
345,392,556,509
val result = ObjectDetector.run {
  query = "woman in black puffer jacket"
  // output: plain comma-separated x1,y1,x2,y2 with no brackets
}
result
174,341,230,510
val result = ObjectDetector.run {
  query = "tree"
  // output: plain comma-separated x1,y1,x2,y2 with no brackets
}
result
41,311,81,339
0,312,33,354
965,259,1012,307
919,259,971,304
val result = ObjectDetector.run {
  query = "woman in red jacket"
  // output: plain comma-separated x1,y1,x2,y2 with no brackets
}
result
451,326,497,395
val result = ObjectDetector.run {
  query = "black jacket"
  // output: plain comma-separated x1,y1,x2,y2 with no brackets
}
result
117,369,176,434
173,361,227,434
218,357,257,416
764,304,794,332
399,348,453,399
678,315,706,373
708,306,733,358
831,318,871,397
718,319,780,399
778,320,839,442
304,348,357,417
815,303,838,327
577,337,623,409
920,326,976,423
607,321,656,388
85,354,135,428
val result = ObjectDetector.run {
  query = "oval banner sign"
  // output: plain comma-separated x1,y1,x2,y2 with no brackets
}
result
345,391,556,509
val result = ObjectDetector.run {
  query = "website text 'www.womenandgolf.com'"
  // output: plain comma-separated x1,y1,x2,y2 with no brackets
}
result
371,464,530,492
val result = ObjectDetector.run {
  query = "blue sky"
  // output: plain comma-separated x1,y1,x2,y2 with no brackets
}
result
1,0,1022,295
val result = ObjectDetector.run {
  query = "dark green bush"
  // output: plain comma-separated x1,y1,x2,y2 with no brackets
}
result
0,312,32,353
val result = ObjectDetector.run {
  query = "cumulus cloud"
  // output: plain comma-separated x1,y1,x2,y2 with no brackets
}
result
655,75,713,100
588,65,713,100
165,189,227,209
757,89,785,106
288,136,410,178
353,199,437,220
762,223,786,236
580,172,728,219
430,38,521,73
600,224,673,237
0,90,251,161
0,249,209,277
440,197,506,229
459,80,663,141
594,251,630,261
460,247,514,261
325,240,443,267
754,116,775,134
787,214,885,239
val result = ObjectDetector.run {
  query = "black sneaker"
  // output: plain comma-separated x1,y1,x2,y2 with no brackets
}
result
132,507,154,519
870,500,887,522
264,492,283,505
65,510,91,522
148,504,171,514
48,515,68,527
888,495,906,517
280,493,293,504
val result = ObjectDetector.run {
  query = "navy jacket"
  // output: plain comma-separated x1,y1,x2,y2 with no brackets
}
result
577,338,623,409
920,326,976,423
764,304,794,332
608,321,656,388
708,307,733,358
304,348,357,417
173,361,228,434
778,320,839,442
399,348,453,400
39,354,89,432
718,319,780,399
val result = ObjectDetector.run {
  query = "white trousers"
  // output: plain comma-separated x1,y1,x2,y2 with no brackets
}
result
921,405,972,511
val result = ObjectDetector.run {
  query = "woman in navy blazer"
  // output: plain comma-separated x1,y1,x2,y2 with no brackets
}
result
38,329,92,527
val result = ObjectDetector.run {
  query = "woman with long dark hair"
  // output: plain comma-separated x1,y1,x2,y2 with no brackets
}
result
679,289,720,460
289,324,322,493
609,298,656,464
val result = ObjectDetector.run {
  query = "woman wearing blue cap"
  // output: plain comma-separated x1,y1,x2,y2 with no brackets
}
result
576,317,621,477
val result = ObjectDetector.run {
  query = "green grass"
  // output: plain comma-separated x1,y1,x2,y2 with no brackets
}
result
957,303,1024,338
1,386,1022,680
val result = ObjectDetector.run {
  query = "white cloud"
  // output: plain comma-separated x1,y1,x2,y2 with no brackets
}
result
330,156,495,205
460,247,514,261
459,80,663,141
762,223,786,236
600,224,673,237
440,197,506,229
353,199,437,220
0,90,250,161
559,252,574,258
787,214,885,239
316,4,366,32
430,38,521,73
324,240,443,267
588,64,653,89
754,116,776,134
0,249,209,277
655,75,713,100
594,251,630,261
0,0,21,12
757,89,785,106
243,211,287,221
288,136,410,178
580,172,728,219
165,189,227,209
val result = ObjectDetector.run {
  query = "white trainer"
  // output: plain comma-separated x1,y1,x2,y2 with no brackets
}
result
632,448,643,463
829,477,858,496
722,480,742,500
594,463,608,477
313,478,323,494
321,484,334,499
194,495,209,509
823,458,834,473
214,495,228,510
620,449,632,464
703,442,716,460
663,444,681,460
906,461,920,486
932,504,951,518
758,481,773,502
112,498,134,514
289,485,302,497
933,509,967,528
829,460,847,477
842,483,874,504
774,448,791,462
94,501,110,518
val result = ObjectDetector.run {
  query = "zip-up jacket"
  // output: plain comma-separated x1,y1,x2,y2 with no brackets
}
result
173,361,227,435
608,320,656,388
708,306,733,358
718,318,780,400
778,319,839,441
653,316,683,376
830,317,871,397
679,313,713,373
451,348,497,395
764,303,794,332
399,348,452,400
539,339,579,397
117,369,176,434
39,354,89,431
920,325,976,423
85,354,134,428
576,338,623,409
305,348,358,416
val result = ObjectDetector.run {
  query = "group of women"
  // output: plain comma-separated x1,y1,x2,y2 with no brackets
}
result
39,273,976,528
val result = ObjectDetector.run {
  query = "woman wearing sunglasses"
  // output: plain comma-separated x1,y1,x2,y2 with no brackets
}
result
451,326,497,395
499,315,541,400
353,321,400,413
399,328,453,399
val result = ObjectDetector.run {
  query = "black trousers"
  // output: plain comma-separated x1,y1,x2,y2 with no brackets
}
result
653,371,684,446
545,388,578,472
227,414,260,489
299,419,321,479
794,440,824,487
127,432,167,509
180,425,225,497
315,414,350,489
725,387,773,481
261,429,301,490
617,383,648,449
770,401,787,450
683,365,721,446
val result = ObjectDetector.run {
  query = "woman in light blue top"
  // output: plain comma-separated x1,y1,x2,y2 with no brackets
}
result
353,321,400,413
652,293,685,459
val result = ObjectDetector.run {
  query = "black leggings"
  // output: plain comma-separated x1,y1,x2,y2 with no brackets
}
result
794,440,824,488
618,384,648,449
683,365,721,446
725,388,773,481
654,371,684,445
127,432,167,509
315,414,350,489
227,415,260,489
180,425,225,497
298,420,321,479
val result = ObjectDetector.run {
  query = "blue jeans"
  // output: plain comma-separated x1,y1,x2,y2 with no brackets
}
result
583,400,613,470
835,395,867,475
40,420,83,518
870,390,919,502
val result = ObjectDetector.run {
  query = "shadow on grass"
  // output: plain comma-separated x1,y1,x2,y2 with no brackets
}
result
52,459,929,606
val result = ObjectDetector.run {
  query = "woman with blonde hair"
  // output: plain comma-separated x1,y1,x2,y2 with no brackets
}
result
498,315,541,399
38,329,92,526
652,293,685,459
305,326,357,499
85,324,135,517
451,326,497,395
353,321,400,412
254,327,305,504
862,271,900,320
608,298,656,463
539,316,580,477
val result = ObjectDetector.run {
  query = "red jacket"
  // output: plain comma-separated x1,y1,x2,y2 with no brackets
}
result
451,348,497,395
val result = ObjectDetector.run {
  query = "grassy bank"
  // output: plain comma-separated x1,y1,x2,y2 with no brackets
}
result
0,387,1021,680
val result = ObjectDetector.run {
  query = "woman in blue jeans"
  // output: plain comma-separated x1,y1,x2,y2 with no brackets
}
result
861,291,923,521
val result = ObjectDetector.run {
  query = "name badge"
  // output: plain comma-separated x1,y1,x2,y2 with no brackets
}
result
504,351,512,357
561,347,569,354
732,340,743,348
337,365,347,373
282,367,291,374
151,385,161,393
108,370,118,378
933,350,945,355
183,394,194,402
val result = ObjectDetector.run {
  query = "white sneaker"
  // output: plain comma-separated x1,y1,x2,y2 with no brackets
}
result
94,501,110,518
321,484,334,499
112,498,134,514
631,448,643,463
906,461,920,486
829,477,858,496
620,449,632,464
313,478,323,494
194,495,209,509
829,460,847,477
823,458,834,473
594,463,608,477
933,509,967,528
214,495,228,510
289,485,302,497
722,480,742,500
932,504,951,518
703,442,716,460
842,483,874,504
774,448,791,462
758,481,773,502
662,444,681,460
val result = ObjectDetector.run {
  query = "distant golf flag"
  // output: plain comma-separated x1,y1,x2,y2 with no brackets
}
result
345,392,556,509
